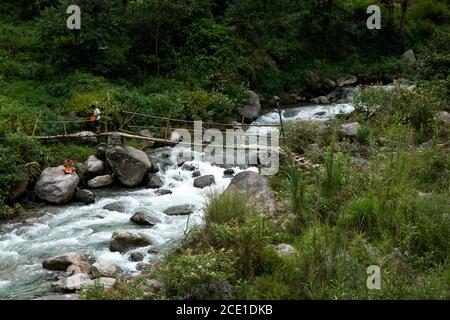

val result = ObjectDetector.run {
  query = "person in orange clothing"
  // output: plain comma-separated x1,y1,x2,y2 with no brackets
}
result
63,159,76,174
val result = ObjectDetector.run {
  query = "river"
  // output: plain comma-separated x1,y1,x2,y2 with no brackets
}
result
0,102,355,300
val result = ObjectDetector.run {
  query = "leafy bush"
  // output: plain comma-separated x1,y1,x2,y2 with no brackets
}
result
353,84,444,140
156,249,236,299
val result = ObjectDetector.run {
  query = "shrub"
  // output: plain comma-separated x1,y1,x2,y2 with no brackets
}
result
352,84,443,140
156,249,236,299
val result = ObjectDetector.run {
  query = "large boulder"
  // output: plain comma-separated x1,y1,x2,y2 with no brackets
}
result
164,204,194,216
43,252,89,271
80,156,105,179
110,231,151,253
95,143,107,161
224,171,276,212
240,90,261,120
107,145,152,187
34,166,80,204
87,175,113,188
91,261,122,279
130,210,161,226
55,273,94,292
339,122,360,138
74,189,95,205
193,175,215,189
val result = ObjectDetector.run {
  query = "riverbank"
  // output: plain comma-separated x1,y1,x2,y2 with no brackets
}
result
81,84,449,300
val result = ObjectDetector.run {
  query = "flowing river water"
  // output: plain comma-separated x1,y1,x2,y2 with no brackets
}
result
0,102,355,300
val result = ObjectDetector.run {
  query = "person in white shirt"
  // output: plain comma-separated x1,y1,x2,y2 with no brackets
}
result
90,104,101,133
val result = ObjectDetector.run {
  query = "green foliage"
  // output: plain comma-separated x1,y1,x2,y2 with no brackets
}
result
155,248,236,299
353,84,444,140
418,28,450,80
0,131,44,218
42,144,96,166
37,0,128,75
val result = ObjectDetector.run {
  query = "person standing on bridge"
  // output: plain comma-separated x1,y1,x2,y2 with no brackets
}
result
90,104,101,134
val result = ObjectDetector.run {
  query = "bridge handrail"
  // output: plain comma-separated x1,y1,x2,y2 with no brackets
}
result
120,111,281,128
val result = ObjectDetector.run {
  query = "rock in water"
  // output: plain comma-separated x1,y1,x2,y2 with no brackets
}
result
181,163,197,171
223,168,235,178
339,122,360,138
74,189,95,205
164,204,194,216
55,273,94,292
103,201,127,213
155,189,172,196
130,210,161,226
240,90,261,120
91,261,122,279
43,252,89,271
110,230,151,253
146,174,164,189
193,175,215,188
34,166,80,204
129,252,145,262
107,145,152,187
224,171,276,212
87,174,113,188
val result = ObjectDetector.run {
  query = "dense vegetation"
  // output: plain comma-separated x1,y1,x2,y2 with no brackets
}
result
0,0,449,299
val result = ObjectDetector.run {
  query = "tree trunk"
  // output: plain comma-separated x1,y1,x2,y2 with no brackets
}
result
400,0,410,42
155,21,161,76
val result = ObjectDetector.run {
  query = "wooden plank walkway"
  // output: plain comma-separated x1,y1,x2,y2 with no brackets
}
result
29,110,283,152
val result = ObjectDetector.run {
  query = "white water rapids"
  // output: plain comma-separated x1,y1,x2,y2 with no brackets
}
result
0,101,355,300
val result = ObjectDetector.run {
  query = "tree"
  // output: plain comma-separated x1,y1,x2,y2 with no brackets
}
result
399,0,410,40
37,0,127,75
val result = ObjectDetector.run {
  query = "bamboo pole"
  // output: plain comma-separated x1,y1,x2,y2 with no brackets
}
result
32,111,42,137
31,131,279,152
56,110,67,135
120,111,281,128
